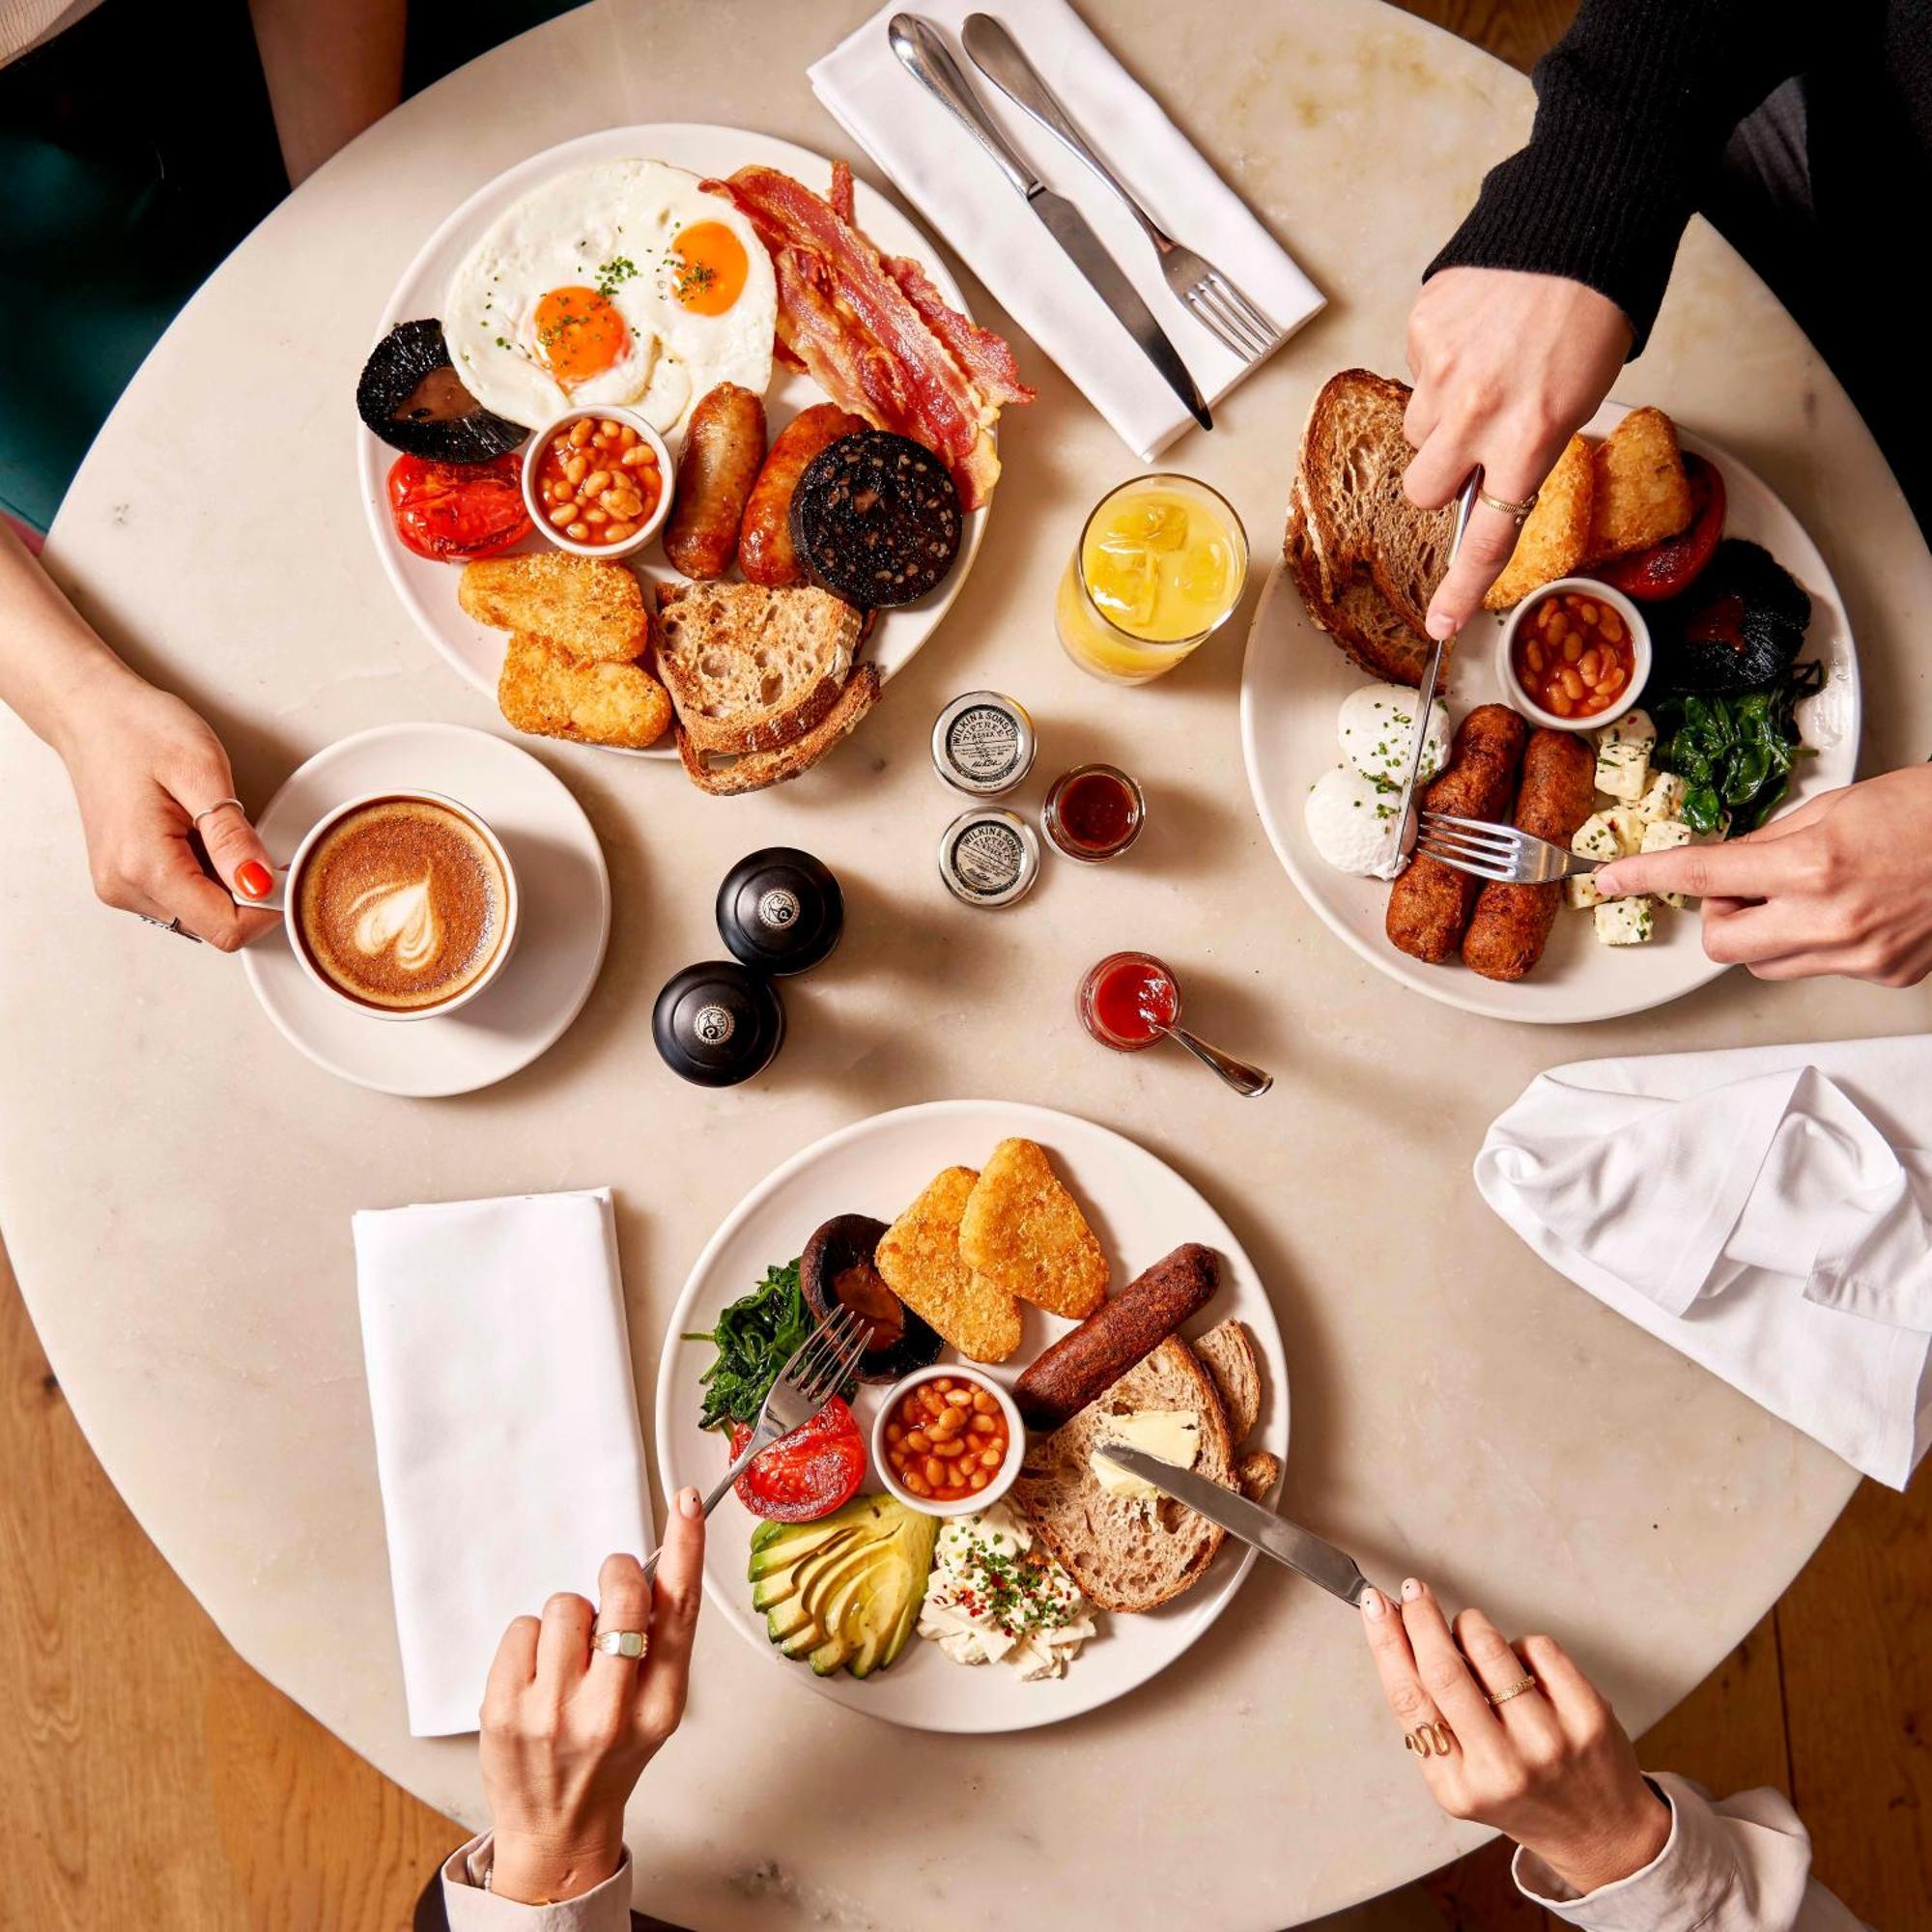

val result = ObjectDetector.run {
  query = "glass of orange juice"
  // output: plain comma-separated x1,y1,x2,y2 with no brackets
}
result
1055,474,1249,684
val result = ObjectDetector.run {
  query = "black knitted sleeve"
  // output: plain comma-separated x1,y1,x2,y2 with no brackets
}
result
1426,0,1807,354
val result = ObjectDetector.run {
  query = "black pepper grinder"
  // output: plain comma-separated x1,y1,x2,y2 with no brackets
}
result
652,961,784,1087
715,847,844,976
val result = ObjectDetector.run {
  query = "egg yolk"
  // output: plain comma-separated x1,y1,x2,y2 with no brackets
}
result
532,286,628,387
669,221,748,316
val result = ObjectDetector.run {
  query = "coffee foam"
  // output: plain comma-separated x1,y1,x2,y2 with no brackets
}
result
296,799,506,1011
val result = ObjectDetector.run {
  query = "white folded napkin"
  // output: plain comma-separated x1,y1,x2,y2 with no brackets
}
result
353,1188,652,1736
810,0,1323,459
1477,1037,1932,1489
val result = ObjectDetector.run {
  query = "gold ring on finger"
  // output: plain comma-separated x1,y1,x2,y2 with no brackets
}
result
1485,1674,1537,1707
1403,1719,1456,1756
591,1629,648,1660
1479,488,1539,525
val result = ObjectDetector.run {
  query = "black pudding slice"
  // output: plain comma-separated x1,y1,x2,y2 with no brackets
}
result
355,319,526,463
1655,538,1812,693
788,430,963,609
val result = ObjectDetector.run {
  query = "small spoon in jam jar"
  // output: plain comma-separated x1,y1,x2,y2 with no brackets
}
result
1077,952,1273,1097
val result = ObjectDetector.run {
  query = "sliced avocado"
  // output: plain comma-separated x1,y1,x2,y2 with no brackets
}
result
743,1492,939,1680
809,1547,888,1676
749,1516,851,1583
751,1526,856,1609
779,1619,824,1660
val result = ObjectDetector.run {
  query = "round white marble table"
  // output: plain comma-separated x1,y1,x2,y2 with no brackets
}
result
5,3,1930,1925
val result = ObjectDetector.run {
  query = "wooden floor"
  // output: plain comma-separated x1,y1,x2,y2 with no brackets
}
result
7,6,1929,1929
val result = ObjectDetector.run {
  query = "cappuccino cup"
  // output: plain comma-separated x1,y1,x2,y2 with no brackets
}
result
255,790,520,1021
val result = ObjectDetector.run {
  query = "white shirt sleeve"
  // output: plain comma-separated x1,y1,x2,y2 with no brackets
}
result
1514,1774,1870,1931
440,1832,635,1932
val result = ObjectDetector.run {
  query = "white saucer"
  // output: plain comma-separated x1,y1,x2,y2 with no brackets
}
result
241,724,611,1096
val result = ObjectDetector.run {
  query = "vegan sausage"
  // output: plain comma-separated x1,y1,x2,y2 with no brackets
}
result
1463,727,1598,981
1385,703,1529,964
1014,1243,1220,1433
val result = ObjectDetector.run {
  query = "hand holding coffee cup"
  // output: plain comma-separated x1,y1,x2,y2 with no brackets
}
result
62,672,281,950
256,791,521,1019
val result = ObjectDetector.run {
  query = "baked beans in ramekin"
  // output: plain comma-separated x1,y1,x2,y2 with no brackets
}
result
521,407,672,560
870,1367,1023,1519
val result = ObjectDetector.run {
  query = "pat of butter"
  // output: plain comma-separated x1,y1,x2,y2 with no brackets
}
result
1092,1410,1201,1501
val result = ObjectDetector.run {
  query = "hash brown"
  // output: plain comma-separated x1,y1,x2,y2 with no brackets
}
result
497,634,671,750
875,1165,1022,1364
957,1138,1108,1321
1586,407,1692,562
459,553,650,663
1484,434,1593,611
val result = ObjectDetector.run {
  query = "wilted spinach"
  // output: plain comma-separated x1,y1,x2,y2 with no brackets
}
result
1650,660,1824,837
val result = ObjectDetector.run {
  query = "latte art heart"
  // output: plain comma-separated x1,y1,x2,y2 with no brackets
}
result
350,874,441,974
295,798,509,1012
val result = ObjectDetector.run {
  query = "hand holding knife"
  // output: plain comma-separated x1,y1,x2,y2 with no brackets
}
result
1099,1444,1389,1609
887,14,1213,433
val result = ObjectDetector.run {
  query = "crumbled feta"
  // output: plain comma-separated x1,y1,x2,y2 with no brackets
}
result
1636,771,1687,822
1573,812,1623,863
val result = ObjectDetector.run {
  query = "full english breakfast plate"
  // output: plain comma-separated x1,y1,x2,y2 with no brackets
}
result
356,123,1004,773
1240,393,1862,1024
654,1099,1289,1733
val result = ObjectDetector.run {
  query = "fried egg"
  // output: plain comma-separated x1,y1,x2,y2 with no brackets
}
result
442,159,775,439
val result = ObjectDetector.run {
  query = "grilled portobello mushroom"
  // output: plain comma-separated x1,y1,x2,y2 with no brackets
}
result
1654,538,1811,694
799,1213,942,1383
788,430,962,609
356,320,526,463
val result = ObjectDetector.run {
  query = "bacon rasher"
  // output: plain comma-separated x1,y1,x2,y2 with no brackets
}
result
705,164,1033,510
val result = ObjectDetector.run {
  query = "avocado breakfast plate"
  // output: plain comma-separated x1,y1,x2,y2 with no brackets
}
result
654,1100,1290,1734
356,122,992,760
1239,400,1861,1024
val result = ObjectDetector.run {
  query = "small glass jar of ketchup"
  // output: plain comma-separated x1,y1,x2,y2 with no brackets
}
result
1042,763,1145,863
1078,952,1179,1051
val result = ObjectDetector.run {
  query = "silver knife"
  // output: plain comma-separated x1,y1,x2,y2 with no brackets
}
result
1099,1444,1386,1608
887,14,1212,433
1382,470,1482,880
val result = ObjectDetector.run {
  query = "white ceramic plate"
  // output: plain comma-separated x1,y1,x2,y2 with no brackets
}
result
240,724,610,1095
358,123,990,758
1239,404,1862,1023
654,1100,1289,1733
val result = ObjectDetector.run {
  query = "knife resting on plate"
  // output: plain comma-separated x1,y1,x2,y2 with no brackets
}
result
1100,1444,1387,1608
887,13,1212,433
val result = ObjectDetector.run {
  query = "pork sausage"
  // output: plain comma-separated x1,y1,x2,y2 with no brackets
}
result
664,383,766,580
1013,1243,1219,1433
1385,703,1529,964
1463,727,1599,981
739,403,866,586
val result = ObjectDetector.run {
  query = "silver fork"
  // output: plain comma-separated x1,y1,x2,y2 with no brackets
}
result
641,1303,869,1582
1418,810,1602,886
961,13,1281,363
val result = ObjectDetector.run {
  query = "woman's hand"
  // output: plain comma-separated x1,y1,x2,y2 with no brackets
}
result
54,664,281,951
1361,1578,1670,1896
480,1491,704,1906
1594,767,1932,986
1404,268,1633,638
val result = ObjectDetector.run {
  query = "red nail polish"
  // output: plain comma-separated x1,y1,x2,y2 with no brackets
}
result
237,861,273,900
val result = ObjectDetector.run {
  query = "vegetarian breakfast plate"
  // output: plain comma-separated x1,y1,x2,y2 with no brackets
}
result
358,123,990,759
1239,403,1862,1024
654,1100,1289,1734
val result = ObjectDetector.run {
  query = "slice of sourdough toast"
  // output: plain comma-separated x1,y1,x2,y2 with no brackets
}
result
1286,369,1454,686
654,582,861,755
1010,1337,1235,1613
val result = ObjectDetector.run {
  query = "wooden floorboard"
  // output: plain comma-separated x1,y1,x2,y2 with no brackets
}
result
9,6,1930,1929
